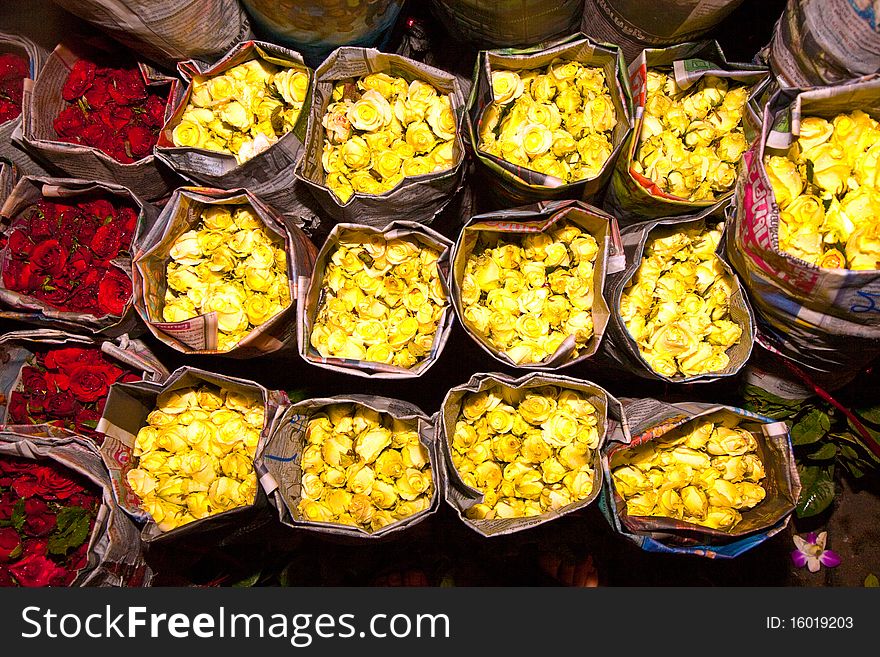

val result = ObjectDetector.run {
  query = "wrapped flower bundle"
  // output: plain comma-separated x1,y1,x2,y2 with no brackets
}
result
171,56,310,165
634,70,749,202
296,402,435,534
124,383,264,533
307,227,448,371
0,52,27,124
619,220,742,378
764,109,880,269
459,219,599,366
320,71,457,203
161,203,291,353
449,382,599,521
610,416,767,531
478,58,618,184
0,453,101,587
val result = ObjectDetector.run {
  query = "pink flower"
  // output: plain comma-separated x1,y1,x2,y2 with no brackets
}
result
791,531,841,572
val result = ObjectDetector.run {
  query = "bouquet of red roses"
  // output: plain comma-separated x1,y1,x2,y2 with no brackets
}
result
0,52,27,124
52,58,167,164
6,346,141,442
1,193,137,319
0,454,100,587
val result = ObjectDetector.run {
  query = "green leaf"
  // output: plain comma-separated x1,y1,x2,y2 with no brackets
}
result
12,498,26,532
807,443,838,461
47,507,91,556
865,574,879,588
856,404,880,426
795,464,836,518
286,388,310,404
791,408,831,445
232,571,262,588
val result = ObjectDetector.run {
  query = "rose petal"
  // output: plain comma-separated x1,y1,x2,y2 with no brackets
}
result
819,550,842,569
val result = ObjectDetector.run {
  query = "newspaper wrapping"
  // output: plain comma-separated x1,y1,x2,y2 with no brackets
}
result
132,186,317,359
241,0,406,67
429,0,585,49
298,221,455,379
581,0,746,64
465,33,634,207
17,43,180,201
97,366,288,547
600,201,756,383
449,200,626,370
600,397,800,558
154,41,314,215
602,40,769,225
728,78,880,388
0,429,152,586
0,161,15,207
0,175,159,337
295,47,468,228
438,371,629,537
766,0,880,88
49,0,252,70
256,394,440,539
0,329,169,439
0,31,49,176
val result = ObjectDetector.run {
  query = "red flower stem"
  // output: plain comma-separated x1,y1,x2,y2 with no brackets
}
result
781,359,880,460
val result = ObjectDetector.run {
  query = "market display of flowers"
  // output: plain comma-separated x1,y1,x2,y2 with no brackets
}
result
478,59,617,183
309,231,447,368
633,71,750,201
764,109,880,269
171,57,309,165
459,220,599,365
125,384,265,532
1,196,137,317
53,58,168,163
297,403,434,533
161,204,291,353
0,52,28,123
5,345,140,441
619,222,741,378
0,455,100,587
611,416,767,531
449,383,599,520
320,72,458,202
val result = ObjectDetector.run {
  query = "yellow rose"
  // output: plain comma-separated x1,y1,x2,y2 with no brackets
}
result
540,410,579,448
348,89,393,133
172,119,210,149
340,135,372,170
405,121,437,154
846,222,880,270
491,70,524,105
804,142,851,196
273,67,309,106
764,155,803,208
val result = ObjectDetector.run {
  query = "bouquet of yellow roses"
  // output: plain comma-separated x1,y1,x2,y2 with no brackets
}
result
257,395,439,538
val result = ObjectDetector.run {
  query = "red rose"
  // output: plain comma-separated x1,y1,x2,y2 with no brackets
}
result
28,209,56,240
30,240,68,276
98,103,132,131
22,498,57,537
96,267,131,316
6,229,35,259
44,370,70,392
120,372,141,383
0,100,20,123
0,493,14,521
20,367,49,395
9,553,69,587
143,94,167,128
65,284,102,313
119,206,138,239
61,60,96,101
68,363,119,402
108,68,146,105
33,279,74,309
0,527,21,563
2,260,39,294
0,566,13,587
0,53,28,81
36,467,84,501
79,122,114,151
90,223,123,260
21,538,48,557
74,407,102,436
52,104,88,138
43,346,90,371
11,474,41,498
125,124,155,160
68,541,90,572
66,249,94,277
81,198,117,222
83,75,111,108
43,390,78,418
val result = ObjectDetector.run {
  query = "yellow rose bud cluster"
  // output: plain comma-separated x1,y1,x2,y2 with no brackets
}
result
451,383,599,521
634,71,750,201
309,231,446,369
321,72,457,203
478,58,617,183
296,404,434,533
163,204,291,353
620,222,741,378
763,110,880,270
172,57,309,165
125,384,265,532
611,416,767,531
461,221,599,365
